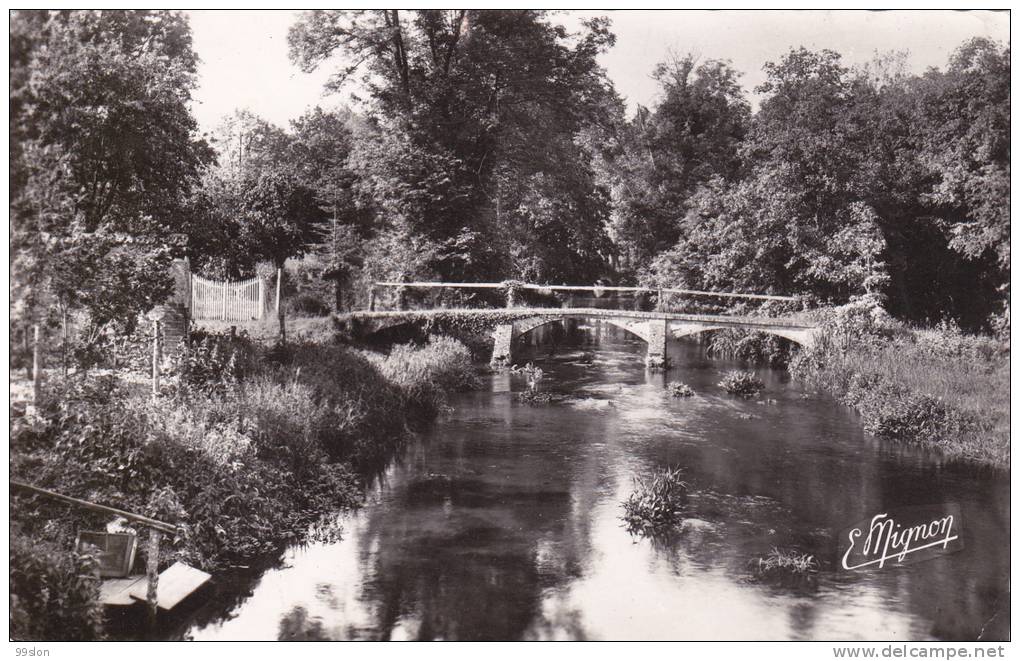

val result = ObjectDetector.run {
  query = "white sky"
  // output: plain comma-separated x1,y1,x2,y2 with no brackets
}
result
186,9,1010,133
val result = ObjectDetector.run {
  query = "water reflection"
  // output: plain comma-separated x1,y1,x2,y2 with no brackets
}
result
182,326,1009,641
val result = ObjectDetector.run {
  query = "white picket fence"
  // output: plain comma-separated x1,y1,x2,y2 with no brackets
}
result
191,273,275,321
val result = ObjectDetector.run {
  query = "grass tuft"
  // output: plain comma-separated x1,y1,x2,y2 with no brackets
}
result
752,548,818,580
621,467,688,535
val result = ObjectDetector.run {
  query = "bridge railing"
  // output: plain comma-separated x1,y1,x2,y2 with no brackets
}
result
368,281,804,317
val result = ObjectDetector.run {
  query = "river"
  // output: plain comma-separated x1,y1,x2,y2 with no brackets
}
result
174,325,1009,641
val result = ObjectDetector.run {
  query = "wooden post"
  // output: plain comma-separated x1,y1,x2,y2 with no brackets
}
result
151,320,161,401
275,267,282,315
23,325,31,378
61,309,68,377
257,278,264,320
221,281,228,321
276,267,285,344
146,529,161,633
31,324,41,405
368,287,376,312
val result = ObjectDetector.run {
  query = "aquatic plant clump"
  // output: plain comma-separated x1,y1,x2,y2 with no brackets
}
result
752,548,818,581
667,382,695,398
718,370,765,397
621,467,688,535
516,389,555,405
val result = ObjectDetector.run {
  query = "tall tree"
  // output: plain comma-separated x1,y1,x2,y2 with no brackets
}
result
289,10,618,285
289,107,370,310
641,49,889,306
185,110,294,278
606,54,751,270
237,168,326,340
11,10,212,341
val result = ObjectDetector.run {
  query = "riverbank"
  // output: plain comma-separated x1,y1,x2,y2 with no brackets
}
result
9,330,477,641
790,303,1009,468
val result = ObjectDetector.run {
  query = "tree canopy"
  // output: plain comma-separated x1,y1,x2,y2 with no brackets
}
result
11,10,1009,335
11,10,212,332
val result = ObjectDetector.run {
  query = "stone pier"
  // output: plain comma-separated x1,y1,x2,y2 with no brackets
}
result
644,319,669,369
491,324,515,365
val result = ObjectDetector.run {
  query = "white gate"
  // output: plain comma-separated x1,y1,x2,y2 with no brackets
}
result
190,274,271,321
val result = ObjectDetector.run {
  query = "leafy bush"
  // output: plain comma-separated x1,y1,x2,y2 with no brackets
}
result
10,532,105,641
667,382,695,398
718,370,764,397
913,320,1005,362
621,467,688,535
164,329,257,397
708,329,792,367
288,294,331,317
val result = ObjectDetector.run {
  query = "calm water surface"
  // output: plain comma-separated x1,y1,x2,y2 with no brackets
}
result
176,328,1009,641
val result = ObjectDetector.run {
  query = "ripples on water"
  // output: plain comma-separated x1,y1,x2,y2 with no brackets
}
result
176,325,1009,641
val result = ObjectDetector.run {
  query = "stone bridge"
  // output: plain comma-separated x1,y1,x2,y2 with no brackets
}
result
337,308,821,368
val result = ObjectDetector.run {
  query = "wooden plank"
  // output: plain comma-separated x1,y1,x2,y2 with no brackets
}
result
129,561,211,611
99,576,146,607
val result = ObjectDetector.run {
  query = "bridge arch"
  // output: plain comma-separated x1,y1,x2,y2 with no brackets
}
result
668,322,816,349
513,315,652,346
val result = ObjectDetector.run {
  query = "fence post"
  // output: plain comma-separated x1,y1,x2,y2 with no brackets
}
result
151,320,161,401
275,268,282,314
221,281,228,320
257,278,264,320
32,324,41,405
368,286,376,312
146,529,161,634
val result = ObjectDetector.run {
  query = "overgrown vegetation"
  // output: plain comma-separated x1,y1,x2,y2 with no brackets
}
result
667,382,695,398
791,302,1009,467
718,371,765,397
9,332,479,640
9,533,106,641
707,329,793,367
621,467,688,535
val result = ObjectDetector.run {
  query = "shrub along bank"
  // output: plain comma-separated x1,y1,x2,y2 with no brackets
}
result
9,331,478,640
791,303,1009,468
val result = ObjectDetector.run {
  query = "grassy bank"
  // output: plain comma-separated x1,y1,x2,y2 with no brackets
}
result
791,303,1009,468
10,331,477,640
